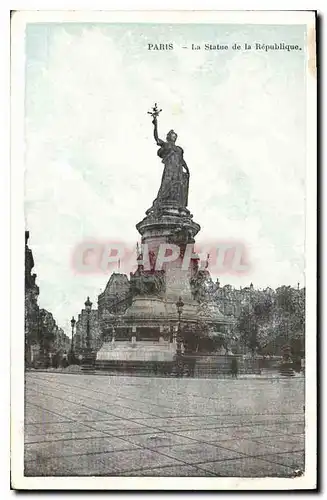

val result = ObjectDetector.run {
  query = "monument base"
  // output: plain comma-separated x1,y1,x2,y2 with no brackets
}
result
95,340,179,375
96,340,178,362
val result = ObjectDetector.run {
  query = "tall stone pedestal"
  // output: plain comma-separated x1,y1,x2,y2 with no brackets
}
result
136,205,200,297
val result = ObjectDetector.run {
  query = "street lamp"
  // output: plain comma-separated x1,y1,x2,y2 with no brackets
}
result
111,293,119,342
84,296,92,351
111,316,117,343
175,296,184,377
82,297,94,370
70,316,76,361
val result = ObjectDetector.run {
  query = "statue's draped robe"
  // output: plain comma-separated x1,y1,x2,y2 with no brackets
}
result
150,142,189,211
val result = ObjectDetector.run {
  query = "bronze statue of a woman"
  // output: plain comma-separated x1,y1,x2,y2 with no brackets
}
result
147,104,190,214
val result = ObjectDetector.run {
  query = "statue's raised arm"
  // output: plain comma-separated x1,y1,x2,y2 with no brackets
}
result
152,116,164,146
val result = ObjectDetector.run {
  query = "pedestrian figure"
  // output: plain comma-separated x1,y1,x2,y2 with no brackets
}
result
231,357,238,378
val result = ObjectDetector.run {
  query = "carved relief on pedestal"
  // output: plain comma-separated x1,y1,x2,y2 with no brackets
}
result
130,270,166,297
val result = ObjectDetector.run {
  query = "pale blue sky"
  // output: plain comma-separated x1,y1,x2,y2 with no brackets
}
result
24,22,307,334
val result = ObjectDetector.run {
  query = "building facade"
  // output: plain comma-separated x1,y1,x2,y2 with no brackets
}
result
74,308,101,352
25,231,70,365
25,231,40,363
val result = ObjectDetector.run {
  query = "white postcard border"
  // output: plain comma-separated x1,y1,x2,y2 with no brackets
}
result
10,9,317,491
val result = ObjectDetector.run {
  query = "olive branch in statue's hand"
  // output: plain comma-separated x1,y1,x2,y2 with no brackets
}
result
147,103,162,122
148,103,164,146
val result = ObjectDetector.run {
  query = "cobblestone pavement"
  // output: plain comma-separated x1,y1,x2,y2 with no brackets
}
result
24,372,305,477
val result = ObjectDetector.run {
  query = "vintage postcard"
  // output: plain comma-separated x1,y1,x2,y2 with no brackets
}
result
10,10,317,490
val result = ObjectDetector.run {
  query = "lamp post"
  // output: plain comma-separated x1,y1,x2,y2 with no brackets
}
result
111,293,119,342
82,297,94,370
70,316,76,363
111,316,117,343
175,296,184,377
85,296,92,351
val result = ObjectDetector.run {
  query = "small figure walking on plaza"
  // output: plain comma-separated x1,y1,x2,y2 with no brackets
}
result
230,357,238,378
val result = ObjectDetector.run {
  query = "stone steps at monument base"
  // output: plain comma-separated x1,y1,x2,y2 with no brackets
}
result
95,358,261,377
95,360,174,376
193,363,260,376
81,364,96,373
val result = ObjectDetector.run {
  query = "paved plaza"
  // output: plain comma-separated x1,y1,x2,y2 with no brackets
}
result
24,372,305,477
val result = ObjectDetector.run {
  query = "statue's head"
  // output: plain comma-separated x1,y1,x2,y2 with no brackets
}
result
166,129,177,143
